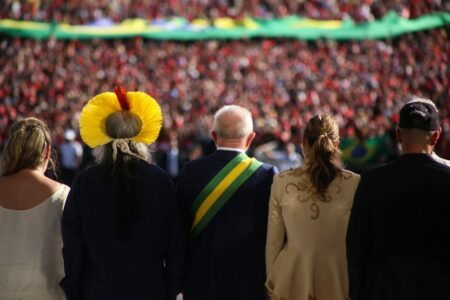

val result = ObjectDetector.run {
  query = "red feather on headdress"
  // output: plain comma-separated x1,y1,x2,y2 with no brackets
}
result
114,85,130,110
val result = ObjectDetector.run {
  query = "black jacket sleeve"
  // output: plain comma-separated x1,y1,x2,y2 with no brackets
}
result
60,175,84,300
346,173,371,300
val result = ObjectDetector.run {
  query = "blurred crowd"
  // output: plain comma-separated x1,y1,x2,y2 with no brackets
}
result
1,0,448,24
1,26,449,175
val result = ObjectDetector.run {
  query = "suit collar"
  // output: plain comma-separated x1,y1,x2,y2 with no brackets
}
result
397,153,435,165
216,146,245,153
211,150,245,161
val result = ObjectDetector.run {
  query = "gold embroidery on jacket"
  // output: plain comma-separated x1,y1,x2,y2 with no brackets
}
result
283,169,354,220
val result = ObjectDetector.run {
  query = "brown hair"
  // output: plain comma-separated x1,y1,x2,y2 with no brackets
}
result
105,111,142,139
303,113,341,196
2,117,55,176
94,110,149,164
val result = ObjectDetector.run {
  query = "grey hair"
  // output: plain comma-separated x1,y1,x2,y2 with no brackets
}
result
93,140,150,165
213,105,253,139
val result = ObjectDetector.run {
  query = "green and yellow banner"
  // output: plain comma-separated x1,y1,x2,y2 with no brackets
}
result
1,11,449,40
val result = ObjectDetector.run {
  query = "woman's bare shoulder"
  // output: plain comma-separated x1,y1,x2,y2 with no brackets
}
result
0,170,63,210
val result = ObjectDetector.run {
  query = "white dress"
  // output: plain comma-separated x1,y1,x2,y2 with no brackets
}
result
0,184,69,300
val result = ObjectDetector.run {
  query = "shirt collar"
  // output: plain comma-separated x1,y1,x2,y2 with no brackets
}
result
216,146,245,153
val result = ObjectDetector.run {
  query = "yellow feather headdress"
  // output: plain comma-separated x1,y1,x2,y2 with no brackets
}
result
79,86,162,148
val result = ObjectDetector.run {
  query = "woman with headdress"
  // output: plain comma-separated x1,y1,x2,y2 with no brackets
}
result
60,87,184,300
0,117,69,299
265,113,361,300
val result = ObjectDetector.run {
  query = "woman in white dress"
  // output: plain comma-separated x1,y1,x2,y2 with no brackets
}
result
0,117,69,300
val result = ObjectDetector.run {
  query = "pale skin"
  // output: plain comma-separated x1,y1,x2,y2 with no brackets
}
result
396,126,441,154
211,130,255,151
0,146,61,210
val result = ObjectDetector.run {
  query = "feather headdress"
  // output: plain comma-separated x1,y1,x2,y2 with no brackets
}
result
79,86,162,148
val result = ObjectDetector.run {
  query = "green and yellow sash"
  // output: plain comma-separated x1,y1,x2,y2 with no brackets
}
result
190,152,263,238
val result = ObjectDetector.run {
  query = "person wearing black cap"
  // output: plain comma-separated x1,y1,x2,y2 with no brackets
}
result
346,97,450,300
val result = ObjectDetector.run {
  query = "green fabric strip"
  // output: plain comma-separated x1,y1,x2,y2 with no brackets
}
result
191,158,263,238
1,12,450,40
190,152,248,215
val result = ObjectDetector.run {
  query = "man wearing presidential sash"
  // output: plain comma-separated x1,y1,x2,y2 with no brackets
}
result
176,105,277,300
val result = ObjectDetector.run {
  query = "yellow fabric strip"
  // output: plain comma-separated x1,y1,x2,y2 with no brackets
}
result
192,157,253,229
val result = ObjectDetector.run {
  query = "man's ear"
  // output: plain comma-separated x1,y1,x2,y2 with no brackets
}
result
211,131,218,144
245,132,256,149
430,127,442,146
396,127,402,144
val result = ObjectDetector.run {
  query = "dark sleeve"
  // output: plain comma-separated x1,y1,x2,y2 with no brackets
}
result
60,175,84,300
174,164,193,295
166,177,186,300
346,173,371,300
175,164,193,238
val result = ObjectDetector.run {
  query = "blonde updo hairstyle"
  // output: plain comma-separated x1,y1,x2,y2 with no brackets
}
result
303,113,342,195
2,117,55,176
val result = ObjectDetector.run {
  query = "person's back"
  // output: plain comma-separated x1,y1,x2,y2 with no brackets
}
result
0,118,68,300
266,113,360,300
62,161,180,299
178,152,275,300
60,86,184,300
352,156,450,299
347,98,450,300
59,129,83,186
177,105,277,300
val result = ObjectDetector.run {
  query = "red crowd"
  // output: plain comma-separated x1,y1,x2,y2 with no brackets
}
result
1,0,447,24
0,28,449,161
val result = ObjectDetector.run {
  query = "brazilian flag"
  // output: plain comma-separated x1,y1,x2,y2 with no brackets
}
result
340,134,395,172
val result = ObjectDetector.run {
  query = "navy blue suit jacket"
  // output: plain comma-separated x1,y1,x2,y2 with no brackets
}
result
61,161,184,300
176,150,277,300
347,154,450,300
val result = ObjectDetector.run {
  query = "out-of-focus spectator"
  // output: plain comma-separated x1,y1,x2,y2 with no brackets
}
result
155,132,188,181
58,129,83,186
255,140,303,171
187,142,205,161
1,0,448,24
0,28,449,173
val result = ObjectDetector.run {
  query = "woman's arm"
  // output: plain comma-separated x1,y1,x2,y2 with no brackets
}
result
265,176,286,276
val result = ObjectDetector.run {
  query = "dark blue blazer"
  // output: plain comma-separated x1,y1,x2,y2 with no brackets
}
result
61,161,184,300
347,154,450,300
176,150,277,300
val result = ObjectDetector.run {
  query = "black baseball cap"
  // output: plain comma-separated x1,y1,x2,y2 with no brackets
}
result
398,101,439,131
